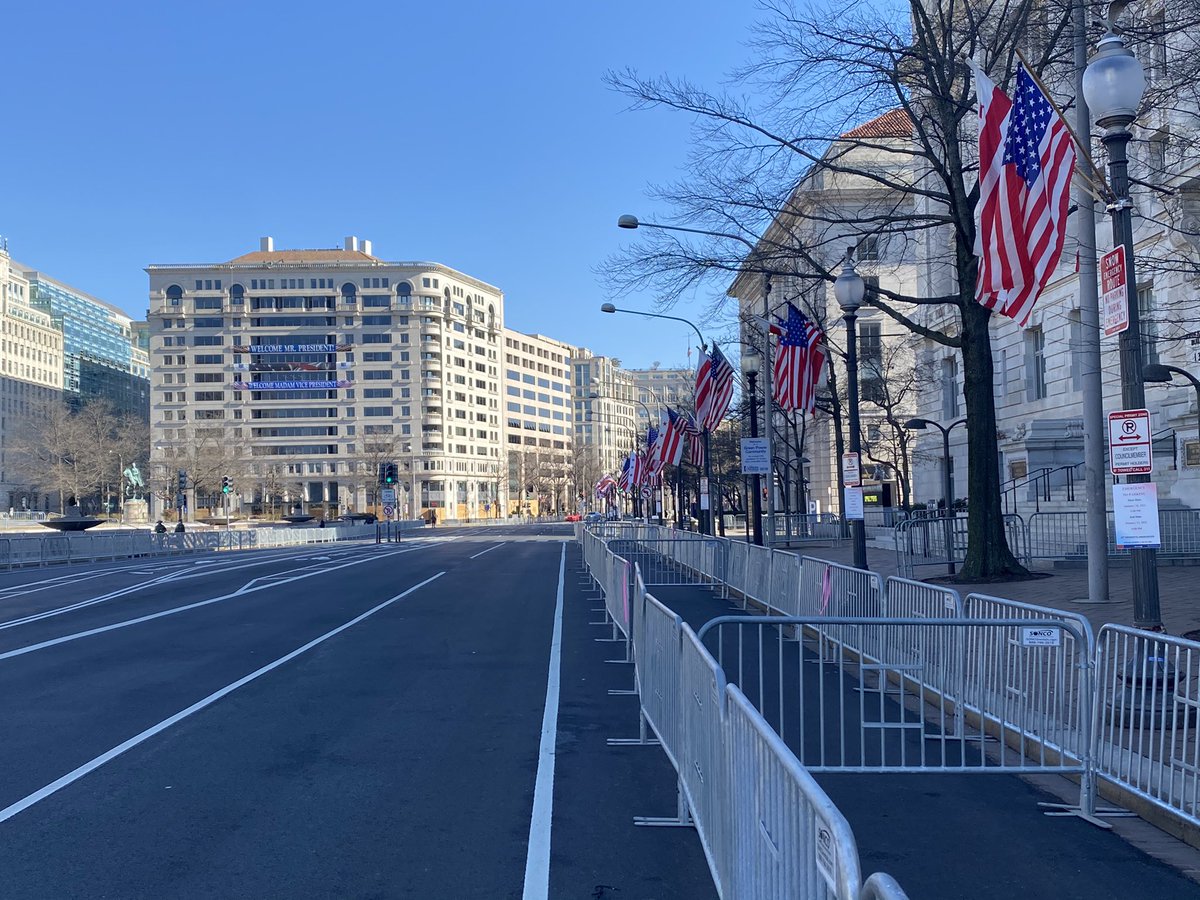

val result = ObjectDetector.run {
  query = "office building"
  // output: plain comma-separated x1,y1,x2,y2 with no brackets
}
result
629,365,694,430
502,330,577,515
0,245,64,511
572,349,636,485
23,266,150,420
146,237,504,522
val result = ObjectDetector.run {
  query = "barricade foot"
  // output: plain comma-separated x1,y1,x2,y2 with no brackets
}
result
604,658,634,664
633,816,694,828
1037,802,1129,829
608,689,637,696
607,736,660,746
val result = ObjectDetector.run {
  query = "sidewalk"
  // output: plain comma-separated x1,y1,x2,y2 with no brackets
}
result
775,539,1200,636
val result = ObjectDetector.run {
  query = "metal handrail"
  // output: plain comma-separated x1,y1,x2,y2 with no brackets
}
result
1001,461,1084,514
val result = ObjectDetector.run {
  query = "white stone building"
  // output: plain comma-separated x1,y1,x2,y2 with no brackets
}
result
146,237,505,522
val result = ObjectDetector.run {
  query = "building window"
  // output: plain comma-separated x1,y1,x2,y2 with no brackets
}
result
1138,285,1159,366
859,320,884,404
941,357,959,418
1024,326,1046,400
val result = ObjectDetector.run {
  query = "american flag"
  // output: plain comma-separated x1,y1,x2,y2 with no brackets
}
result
681,411,705,467
694,344,735,432
974,62,1076,326
594,474,616,499
773,302,826,414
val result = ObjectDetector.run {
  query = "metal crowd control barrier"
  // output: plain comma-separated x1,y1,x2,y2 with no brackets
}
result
696,614,1102,825
606,536,723,589
0,522,384,569
894,513,1028,578
1094,625,1200,830
578,533,911,899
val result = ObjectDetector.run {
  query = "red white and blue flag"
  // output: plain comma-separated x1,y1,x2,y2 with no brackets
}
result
973,62,1076,327
681,411,705,467
773,302,826,414
595,474,616,499
656,408,686,468
617,454,635,493
695,344,735,432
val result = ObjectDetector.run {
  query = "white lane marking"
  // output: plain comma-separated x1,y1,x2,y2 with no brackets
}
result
0,547,420,663
0,571,446,825
468,542,507,559
0,544,390,631
522,542,565,900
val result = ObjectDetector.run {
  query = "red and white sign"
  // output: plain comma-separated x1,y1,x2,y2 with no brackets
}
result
1101,246,1129,337
842,452,861,487
1108,408,1152,475
383,505,395,519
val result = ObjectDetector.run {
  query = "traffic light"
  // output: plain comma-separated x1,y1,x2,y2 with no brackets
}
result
384,462,398,485
221,475,233,494
177,469,187,493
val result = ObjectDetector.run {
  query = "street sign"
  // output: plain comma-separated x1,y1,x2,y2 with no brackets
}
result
381,488,397,504
842,452,861,487
382,505,395,519
740,437,770,475
699,477,710,511
1108,408,1152,475
1101,246,1129,337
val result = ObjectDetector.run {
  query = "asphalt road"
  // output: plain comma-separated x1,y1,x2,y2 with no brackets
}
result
0,525,715,899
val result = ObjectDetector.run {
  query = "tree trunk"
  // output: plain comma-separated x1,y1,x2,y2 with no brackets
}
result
958,300,1028,578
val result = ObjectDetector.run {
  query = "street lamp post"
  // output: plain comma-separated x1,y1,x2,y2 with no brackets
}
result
616,215,777,542
1144,365,1200,441
833,251,868,570
741,350,764,546
1084,27,1162,630
905,417,967,575
601,301,710,534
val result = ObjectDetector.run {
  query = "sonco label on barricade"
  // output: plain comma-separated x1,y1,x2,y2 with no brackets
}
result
815,818,838,892
1021,626,1061,647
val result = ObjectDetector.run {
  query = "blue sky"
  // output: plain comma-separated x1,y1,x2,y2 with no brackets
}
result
3,1,764,370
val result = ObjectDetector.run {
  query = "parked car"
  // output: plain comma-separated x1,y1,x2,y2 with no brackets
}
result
584,512,603,525
565,513,582,522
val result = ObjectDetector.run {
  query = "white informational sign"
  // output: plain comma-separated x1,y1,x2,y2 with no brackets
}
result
1101,246,1129,337
842,452,861,487
1108,408,1152,475
1113,482,1162,548
1021,626,1062,648
740,437,770,475
814,819,838,893
699,477,710,511
381,488,397,505
382,505,395,519
844,486,864,520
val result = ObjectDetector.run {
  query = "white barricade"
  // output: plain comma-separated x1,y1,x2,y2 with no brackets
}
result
637,589,686,769
582,549,910,899
725,685,865,900
1094,625,1200,830
768,550,802,615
